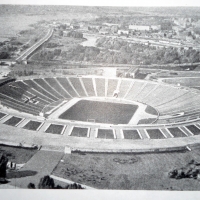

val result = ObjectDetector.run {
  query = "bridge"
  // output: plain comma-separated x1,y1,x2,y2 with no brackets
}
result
15,28,53,64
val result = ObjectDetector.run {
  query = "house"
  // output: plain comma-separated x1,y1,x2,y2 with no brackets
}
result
129,25,150,31
118,30,129,35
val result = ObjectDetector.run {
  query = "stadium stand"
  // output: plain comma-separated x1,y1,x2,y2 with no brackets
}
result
34,78,64,99
95,78,106,97
44,78,71,98
81,78,96,96
107,79,118,97
68,77,86,97
123,130,141,140
56,77,79,97
23,79,57,101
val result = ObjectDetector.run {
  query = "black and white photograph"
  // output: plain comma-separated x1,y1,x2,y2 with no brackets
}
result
0,0,200,199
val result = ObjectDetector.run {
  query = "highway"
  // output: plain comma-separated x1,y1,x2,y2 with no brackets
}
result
16,28,53,63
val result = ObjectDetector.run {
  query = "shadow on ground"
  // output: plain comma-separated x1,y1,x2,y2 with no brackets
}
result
7,170,38,179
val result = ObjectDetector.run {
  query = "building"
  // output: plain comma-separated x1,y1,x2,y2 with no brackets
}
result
129,25,150,31
117,30,129,35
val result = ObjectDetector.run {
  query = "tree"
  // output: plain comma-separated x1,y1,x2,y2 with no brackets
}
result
38,175,55,189
0,153,8,182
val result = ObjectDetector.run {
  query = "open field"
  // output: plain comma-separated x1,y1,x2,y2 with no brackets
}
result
59,100,138,124
52,149,200,190
0,145,38,164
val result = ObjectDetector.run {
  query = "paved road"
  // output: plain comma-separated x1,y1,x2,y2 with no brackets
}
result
7,150,63,188
16,28,53,63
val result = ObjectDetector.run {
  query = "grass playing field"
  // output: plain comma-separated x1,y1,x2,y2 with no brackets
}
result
59,100,138,124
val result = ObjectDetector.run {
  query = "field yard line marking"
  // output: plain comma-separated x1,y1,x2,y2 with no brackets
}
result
79,78,88,97
67,77,80,97
92,77,98,97
42,78,66,99
54,78,73,98
49,175,96,190
123,80,135,99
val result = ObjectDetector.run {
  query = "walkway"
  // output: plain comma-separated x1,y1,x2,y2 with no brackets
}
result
7,150,63,188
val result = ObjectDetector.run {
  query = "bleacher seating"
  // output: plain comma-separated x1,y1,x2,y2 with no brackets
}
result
81,78,96,96
69,77,86,97
95,78,105,96
107,79,118,97
44,78,71,98
56,77,79,97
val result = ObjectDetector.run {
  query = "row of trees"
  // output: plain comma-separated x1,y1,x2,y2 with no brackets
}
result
34,36,200,65
28,175,84,189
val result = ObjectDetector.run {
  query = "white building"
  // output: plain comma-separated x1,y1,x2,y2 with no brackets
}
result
118,30,129,35
129,25,150,31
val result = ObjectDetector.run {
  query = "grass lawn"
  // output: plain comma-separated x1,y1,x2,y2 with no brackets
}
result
0,145,38,164
3,117,22,126
52,149,200,190
23,120,42,131
59,100,138,124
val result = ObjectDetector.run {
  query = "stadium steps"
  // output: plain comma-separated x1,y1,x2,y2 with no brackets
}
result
17,118,30,128
179,126,193,136
45,78,72,98
137,129,149,139
115,129,123,139
34,78,64,99
0,115,12,123
160,128,174,138
18,81,52,104
92,77,98,96
68,77,86,97
24,79,56,102
79,78,89,97
63,125,73,136
32,79,59,101
135,83,157,102
89,127,98,138
56,77,79,97
81,78,96,97
107,79,118,97
125,81,146,101
95,78,106,97
123,80,135,99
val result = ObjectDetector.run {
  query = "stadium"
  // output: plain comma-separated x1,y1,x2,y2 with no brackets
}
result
1,75,200,153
